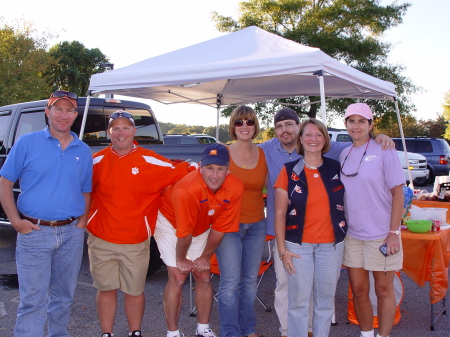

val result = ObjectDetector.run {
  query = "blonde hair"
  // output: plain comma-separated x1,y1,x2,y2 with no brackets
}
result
228,106,260,140
297,118,330,155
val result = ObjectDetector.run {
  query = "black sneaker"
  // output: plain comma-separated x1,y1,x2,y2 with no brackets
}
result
102,333,113,337
128,331,141,336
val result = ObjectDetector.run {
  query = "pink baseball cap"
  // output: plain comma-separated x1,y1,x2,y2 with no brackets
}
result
344,103,373,120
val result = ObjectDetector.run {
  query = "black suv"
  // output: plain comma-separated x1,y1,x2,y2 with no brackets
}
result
393,137,450,181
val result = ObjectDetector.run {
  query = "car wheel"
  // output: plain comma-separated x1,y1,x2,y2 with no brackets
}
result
414,177,429,187
147,237,164,276
427,166,435,184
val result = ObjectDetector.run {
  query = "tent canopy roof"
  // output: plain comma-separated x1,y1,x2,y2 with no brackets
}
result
88,26,396,107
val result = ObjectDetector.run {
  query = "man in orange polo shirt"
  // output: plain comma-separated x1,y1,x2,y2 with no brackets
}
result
155,143,244,337
87,111,193,337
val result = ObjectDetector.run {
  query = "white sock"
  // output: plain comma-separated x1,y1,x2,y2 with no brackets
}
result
360,330,374,337
167,330,179,337
197,323,209,333
376,334,389,337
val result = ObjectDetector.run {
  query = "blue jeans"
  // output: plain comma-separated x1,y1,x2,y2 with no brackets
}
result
14,220,85,337
286,241,344,337
215,219,267,337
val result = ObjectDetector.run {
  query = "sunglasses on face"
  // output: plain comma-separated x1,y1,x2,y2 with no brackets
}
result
50,90,78,100
234,119,256,127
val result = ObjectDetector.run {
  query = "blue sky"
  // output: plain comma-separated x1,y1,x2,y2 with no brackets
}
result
2,0,448,128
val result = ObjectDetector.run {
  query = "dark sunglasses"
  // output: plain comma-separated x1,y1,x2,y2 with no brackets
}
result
234,119,256,127
51,90,78,100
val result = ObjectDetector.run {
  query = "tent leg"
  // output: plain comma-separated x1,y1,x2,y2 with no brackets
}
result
394,100,414,189
216,106,220,141
79,95,91,140
318,75,326,124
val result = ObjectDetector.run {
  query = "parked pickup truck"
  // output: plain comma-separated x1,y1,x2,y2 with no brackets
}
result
0,97,208,274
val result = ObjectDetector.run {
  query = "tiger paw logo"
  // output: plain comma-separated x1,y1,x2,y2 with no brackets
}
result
291,172,299,181
208,209,215,216
132,167,139,175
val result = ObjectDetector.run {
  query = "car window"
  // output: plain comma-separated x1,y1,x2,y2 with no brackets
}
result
336,134,352,142
414,140,433,153
72,106,107,142
14,109,47,143
195,136,216,144
163,137,179,144
128,109,159,141
438,139,450,153
0,111,11,151
393,139,404,151
180,137,199,144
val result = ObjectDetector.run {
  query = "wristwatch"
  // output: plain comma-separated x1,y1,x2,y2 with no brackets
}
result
389,229,400,235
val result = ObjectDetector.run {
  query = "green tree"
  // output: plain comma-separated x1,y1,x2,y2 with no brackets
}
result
45,41,109,96
421,115,446,139
443,91,450,140
213,0,417,125
158,122,177,134
203,124,233,143
0,18,53,105
375,114,446,138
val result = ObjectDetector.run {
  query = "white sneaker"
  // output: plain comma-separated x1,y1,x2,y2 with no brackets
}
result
196,328,217,337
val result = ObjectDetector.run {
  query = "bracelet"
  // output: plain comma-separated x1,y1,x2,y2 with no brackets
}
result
279,248,288,260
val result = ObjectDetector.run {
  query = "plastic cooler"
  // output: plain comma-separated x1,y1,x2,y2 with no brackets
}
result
409,207,447,225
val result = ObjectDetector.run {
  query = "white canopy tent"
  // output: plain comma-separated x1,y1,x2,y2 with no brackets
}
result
85,26,411,184
87,26,398,130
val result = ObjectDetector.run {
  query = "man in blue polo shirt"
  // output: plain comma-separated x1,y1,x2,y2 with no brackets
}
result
259,108,394,337
0,90,92,337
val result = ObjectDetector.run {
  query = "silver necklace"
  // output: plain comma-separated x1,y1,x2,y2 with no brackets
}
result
303,159,322,170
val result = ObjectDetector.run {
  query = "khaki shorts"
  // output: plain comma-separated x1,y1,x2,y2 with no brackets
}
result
154,211,210,268
87,235,150,295
343,235,403,272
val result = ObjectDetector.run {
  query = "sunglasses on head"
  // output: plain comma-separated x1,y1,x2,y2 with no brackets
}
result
51,90,78,100
234,119,256,127
110,111,133,120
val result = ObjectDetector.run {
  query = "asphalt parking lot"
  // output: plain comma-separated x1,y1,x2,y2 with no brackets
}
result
1,199,450,337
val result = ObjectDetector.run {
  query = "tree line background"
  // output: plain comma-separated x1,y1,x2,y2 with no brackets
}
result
1,0,449,140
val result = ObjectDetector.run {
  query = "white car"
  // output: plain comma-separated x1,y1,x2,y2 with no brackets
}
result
327,128,429,186
397,151,429,187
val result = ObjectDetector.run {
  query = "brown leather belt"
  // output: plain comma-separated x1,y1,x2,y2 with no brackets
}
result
20,214,78,227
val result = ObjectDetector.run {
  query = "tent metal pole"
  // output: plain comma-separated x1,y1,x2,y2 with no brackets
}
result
394,99,414,189
79,95,91,140
314,71,326,123
216,105,220,141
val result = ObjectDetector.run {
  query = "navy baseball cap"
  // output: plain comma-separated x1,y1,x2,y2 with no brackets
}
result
274,108,300,124
200,143,229,167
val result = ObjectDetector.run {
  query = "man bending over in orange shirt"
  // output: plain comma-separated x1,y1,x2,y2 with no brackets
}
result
155,143,244,337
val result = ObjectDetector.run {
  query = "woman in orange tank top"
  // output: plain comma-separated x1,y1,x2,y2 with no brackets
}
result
215,106,267,337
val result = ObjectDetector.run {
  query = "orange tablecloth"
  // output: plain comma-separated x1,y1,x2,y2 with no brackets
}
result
401,229,450,304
